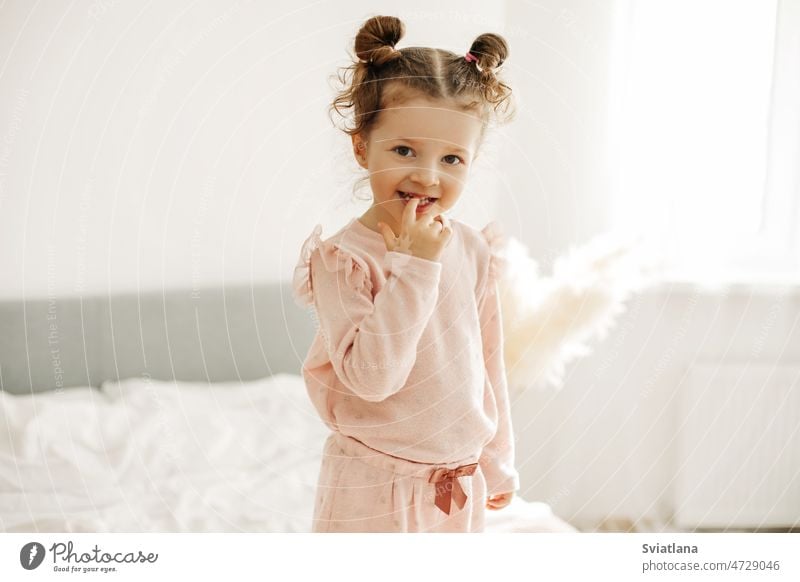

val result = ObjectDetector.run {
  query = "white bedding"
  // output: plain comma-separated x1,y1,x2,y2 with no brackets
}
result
0,374,576,533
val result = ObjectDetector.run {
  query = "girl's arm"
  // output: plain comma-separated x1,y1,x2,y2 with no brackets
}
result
477,223,521,498
309,246,441,403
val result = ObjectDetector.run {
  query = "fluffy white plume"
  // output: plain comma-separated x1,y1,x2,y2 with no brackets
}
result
496,230,666,396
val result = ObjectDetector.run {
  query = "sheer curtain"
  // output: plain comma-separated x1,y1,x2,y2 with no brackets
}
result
607,0,800,285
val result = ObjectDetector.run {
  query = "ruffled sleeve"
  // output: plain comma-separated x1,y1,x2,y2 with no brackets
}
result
292,224,322,308
292,224,373,309
480,220,509,287
477,219,520,496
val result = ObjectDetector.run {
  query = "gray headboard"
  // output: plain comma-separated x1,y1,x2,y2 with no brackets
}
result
0,283,317,395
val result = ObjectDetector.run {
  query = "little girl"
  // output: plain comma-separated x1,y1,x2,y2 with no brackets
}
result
292,15,518,533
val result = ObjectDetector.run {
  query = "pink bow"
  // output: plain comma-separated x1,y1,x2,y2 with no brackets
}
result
428,463,479,515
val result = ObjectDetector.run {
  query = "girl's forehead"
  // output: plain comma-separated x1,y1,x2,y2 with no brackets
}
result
373,99,483,148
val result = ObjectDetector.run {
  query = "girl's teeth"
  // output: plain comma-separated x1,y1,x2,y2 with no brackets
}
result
399,192,433,203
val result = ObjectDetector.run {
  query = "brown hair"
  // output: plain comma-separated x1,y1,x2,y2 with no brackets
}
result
330,15,514,144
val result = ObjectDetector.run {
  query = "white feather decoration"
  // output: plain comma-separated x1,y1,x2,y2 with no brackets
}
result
495,230,666,395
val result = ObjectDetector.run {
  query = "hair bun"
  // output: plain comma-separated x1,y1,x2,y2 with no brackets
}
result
468,33,509,73
355,15,405,66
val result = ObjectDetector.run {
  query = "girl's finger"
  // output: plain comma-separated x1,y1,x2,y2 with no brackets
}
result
437,214,451,236
401,198,419,230
377,222,396,249
438,220,453,244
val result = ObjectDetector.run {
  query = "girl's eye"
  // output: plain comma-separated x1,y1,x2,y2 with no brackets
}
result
442,155,463,166
393,146,414,157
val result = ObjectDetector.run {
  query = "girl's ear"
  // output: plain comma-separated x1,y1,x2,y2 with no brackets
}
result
351,133,368,169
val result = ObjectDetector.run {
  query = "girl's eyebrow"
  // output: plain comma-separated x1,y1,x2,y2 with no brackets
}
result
387,137,471,155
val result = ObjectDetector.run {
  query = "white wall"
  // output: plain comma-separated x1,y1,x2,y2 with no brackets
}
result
0,0,510,300
498,0,620,271
514,284,800,532
0,0,615,300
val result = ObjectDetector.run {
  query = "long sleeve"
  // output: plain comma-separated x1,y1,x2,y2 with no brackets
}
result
477,222,520,497
308,243,441,403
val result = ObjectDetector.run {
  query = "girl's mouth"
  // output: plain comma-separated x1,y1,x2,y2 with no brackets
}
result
397,191,437,212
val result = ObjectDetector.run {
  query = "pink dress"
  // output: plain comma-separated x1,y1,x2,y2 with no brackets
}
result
292,216,519,532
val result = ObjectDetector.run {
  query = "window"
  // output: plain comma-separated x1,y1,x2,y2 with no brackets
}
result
608,0,800,283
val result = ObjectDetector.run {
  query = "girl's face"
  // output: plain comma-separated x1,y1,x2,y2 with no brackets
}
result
352,94,484,229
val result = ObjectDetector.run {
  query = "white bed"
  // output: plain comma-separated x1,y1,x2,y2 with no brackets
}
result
0,283,577,533
0,373,576,533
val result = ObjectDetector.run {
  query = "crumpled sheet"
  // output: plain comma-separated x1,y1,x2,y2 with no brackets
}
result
0,374,576,533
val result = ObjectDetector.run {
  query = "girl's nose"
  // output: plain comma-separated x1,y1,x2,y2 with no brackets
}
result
410,164,440,187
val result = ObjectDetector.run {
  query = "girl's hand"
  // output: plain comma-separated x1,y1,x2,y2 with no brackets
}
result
377,198,453,262
486,491,514,510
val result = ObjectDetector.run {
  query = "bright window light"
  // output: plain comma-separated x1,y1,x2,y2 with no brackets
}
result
609,0,784,282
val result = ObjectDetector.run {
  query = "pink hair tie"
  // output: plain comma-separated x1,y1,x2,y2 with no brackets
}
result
465,52,478,63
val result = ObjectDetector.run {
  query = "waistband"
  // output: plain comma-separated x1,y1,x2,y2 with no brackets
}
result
329,431,483,517
328,431,481,480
